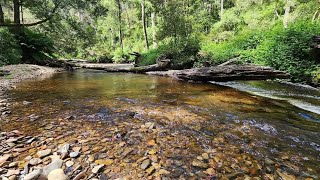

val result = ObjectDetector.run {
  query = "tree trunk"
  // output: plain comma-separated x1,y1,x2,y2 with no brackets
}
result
151,12,157,48
283,0,292,28
0,4,4,23
116,0,123,52
20,0,24,23
220,0,224,18
146,65,289,82
13,0,20,24
141,0,149,50
110,27,115,50
124,3,131,30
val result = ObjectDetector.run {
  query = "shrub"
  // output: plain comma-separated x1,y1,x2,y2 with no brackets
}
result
201,20,320,83
18,28,55,65
251,21,320,82
0,28,22,66
139,38,200,69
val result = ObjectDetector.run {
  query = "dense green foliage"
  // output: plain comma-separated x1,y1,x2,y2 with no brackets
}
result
0,0,319,84
201,21,320,82
0,28,54,66
0,28,21,66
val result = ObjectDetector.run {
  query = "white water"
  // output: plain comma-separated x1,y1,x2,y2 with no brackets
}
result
211,81,320,115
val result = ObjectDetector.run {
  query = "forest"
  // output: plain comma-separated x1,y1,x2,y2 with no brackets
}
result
1,1,320,180
0,0,320,84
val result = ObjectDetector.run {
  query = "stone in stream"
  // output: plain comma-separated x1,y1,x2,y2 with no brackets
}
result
23,101,32,105
37,149,52,158
29,158,42,166
69,152,80,158
92,164,105,174
26,137,36,144
95,159,114,166
5,138,18,143
265,158,275,165
42,159,63,176
66,161,74,167
5,169,20,176
202,153,209,160
140,159,151,170
73,171,86,180
192,160,209,169
24,169,42,180
8,162,18,168
58,144,70,154
72,146,81,152
48,168,69,180
0,154,12,167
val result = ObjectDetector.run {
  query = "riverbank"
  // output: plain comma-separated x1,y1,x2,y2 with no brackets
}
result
0,64,63,92
0,64,63,118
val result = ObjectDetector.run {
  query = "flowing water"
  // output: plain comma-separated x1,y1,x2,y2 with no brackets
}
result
1,69,320,179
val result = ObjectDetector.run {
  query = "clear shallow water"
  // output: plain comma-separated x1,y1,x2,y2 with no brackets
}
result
1,70,320,178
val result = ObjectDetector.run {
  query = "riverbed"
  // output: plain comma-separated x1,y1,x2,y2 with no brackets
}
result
0,69,319,179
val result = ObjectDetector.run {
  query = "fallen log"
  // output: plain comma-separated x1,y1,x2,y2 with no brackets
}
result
103,64,168,73
146,65,289,82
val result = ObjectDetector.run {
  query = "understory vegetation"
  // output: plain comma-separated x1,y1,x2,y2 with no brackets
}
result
0,0,319,84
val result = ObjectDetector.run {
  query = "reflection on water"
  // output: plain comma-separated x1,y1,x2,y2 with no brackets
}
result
1,69,320,178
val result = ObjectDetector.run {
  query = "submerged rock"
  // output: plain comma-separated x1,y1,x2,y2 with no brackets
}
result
192,160,208,169
141,159,151,170
42,159,63,176
92,164,105,174
24,169,42,180
48,169,69,180
37,149,52,158
69,152,79,158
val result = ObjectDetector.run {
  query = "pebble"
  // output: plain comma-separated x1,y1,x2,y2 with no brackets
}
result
140,159,151,170
66,161,74,167
48,168,69,180
58,144,70,154
88,155,95,162
95,159,114,166
24,169,42,180
146,166,155,175
29,158,41,166
42,159,63,176
72,147,81,152
73,171,86,180
37,149,52,158
150,155,158,162
8,162,18,168
5,169,20,177
8,175,17,180
69,152,79,158
192,160,208,168
92,164,105,174
265,158,275,165
202,153,209,160
23,101,32,105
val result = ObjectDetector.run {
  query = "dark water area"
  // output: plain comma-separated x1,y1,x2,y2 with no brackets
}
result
1,69,320,179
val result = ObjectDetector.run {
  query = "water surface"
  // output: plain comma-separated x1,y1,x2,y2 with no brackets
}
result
1,70,320,179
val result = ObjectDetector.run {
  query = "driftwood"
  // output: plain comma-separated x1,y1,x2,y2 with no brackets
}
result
45,60,75,71
146,65,289,82
103,64,169,73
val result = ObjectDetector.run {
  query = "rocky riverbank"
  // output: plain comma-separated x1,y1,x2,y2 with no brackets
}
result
0,64,62,92
0,64,62,119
